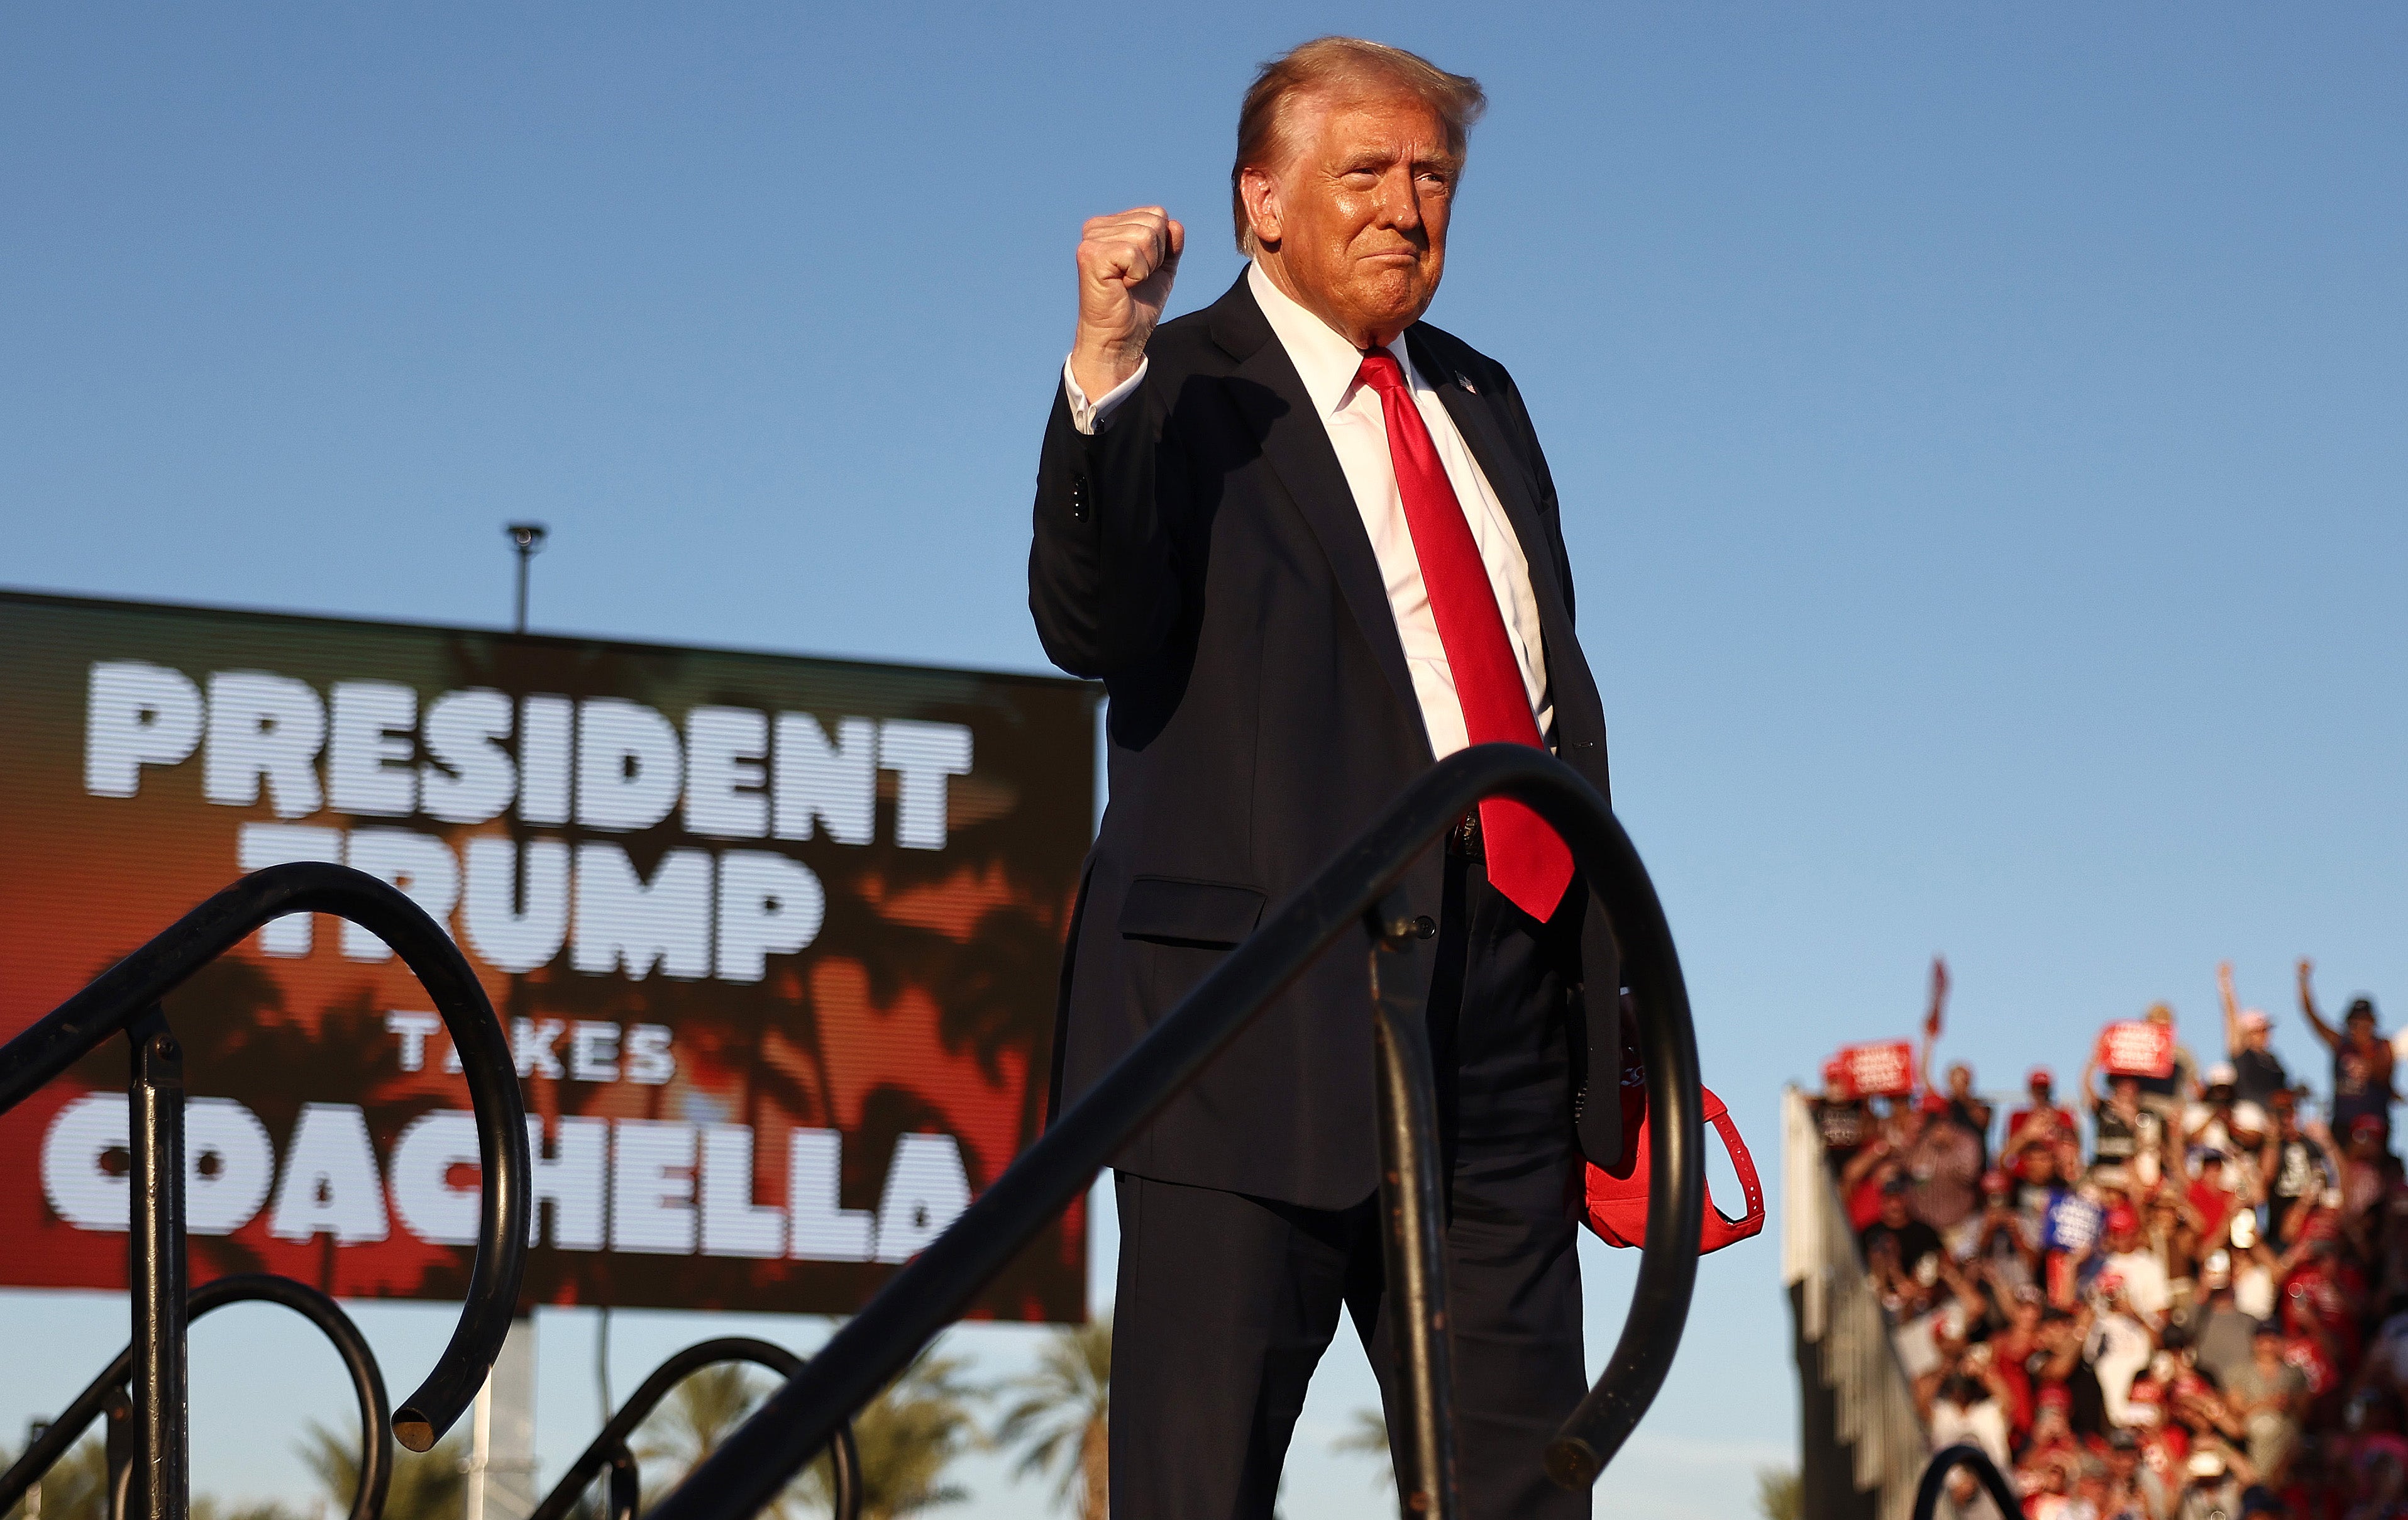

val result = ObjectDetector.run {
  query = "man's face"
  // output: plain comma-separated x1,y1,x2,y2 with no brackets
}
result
1245,90,1459,345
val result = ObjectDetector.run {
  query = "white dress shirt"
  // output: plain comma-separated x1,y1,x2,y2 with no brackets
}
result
1062,261,1552,758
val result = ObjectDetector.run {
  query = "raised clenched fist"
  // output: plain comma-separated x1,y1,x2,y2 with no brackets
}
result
1070,206,1183,402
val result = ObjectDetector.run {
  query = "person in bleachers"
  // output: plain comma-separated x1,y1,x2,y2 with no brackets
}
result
1909,1090,1986,1235
2101,1208,2173,1331
2343,1113,2397,1226
2172,1445,2254,1520
2231,1211,2282,1323
2101,1426,2166,1519
2088,1273,2158,1427
2185,1163,2239,1267
1972,1169,2041,1295
1812,1059,1872,1172
2094,1072,2173,1184
2184,1064,2269,1172
2301,957,2395,1146
1929,1343,2017,1468
2225,1321,2309,1485
2217,961,2290,1110
2190,1251,2261,1389
1918,1034,1996,1174
1838,1107,1909,1228
1862,1173,1945,1284
2008,1068,2080,1177
2262,1090,2338,1248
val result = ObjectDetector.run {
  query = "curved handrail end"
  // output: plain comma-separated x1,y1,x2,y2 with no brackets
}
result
1544,1438,1600,1489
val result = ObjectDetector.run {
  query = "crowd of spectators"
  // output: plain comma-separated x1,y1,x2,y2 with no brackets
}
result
1814,960,2408,1519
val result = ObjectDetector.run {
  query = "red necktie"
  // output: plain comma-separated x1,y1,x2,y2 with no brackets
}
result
1357,349,1572,921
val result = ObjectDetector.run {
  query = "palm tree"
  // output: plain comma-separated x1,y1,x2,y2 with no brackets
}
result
795,1350,982,1520
993,1318,1110,1518
297,1422,465,1520
1755,1466,1802,1520
1,1433,109,1520
631,1363,769,1502
1331,1407,1393,1492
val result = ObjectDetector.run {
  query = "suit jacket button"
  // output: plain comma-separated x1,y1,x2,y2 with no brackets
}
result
1413,915,1437,940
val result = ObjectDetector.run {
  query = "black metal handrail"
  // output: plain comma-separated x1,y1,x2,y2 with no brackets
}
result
645,743,1705,1520
0,1273,394,1520
0,862,532,1520
1914,1443,2021,1520
528,1338,861,1520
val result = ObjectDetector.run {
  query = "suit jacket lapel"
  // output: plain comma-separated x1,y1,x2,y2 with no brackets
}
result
1409,328,1609,750
1210,281,1423,732
1408,330,1571,634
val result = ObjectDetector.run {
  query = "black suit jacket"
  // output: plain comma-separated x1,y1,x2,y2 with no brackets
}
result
1029,274,1620,1209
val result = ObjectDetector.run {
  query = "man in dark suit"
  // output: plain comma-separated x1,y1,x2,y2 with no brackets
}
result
1028,36,1619,1519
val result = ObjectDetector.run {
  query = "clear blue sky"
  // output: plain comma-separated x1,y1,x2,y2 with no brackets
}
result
4,5,2404,1517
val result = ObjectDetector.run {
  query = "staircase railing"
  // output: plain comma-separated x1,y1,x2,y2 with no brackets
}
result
0,1273,394,1520
643,743,1706,1520
527,1338,860,1520
0,862,534,1520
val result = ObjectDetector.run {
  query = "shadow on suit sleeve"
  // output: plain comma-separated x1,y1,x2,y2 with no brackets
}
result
1027,376,1187,679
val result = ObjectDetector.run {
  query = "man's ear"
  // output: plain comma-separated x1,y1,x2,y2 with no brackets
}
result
1239,165,1283,248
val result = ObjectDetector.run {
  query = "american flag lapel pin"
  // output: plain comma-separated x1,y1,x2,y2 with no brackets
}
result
1457,373,1477,394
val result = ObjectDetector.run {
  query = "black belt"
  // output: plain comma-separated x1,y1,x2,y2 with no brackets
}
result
1445,807,1484,862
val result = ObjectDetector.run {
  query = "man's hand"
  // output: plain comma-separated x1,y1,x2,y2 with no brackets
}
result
1071,207,1183,401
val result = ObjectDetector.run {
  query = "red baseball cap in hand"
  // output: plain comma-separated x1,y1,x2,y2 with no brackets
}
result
1584,1082,1764,1254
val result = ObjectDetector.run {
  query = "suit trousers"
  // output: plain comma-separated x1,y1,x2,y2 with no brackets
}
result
1107,852,1591,1519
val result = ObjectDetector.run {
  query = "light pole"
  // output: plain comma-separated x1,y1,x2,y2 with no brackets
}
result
505,523,548,635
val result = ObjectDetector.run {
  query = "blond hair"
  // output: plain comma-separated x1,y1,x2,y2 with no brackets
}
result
1230,37,1487,255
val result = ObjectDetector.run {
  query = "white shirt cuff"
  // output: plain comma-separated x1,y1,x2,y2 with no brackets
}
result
1063,355,1147,435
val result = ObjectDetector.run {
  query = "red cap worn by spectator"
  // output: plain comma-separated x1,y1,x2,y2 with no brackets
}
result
2106,1206,2139,1236
1919,1091,1949,1115
2028,1067,2053,1090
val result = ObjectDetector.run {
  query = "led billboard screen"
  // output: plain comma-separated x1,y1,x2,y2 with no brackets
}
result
0,590,1096,1323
